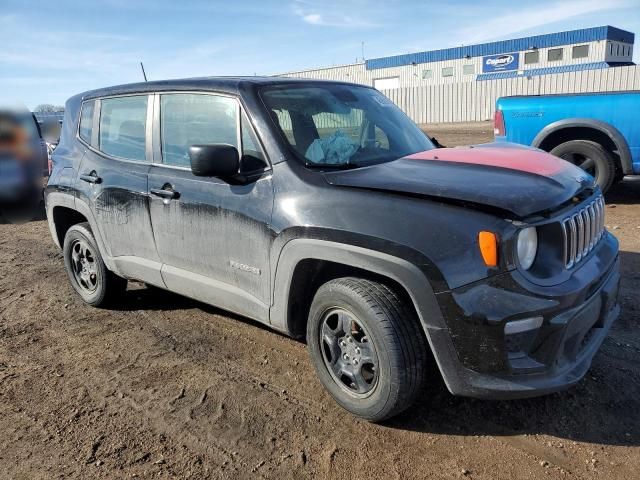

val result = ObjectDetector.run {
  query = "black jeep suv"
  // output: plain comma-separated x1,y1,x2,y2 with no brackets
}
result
46,77,620,421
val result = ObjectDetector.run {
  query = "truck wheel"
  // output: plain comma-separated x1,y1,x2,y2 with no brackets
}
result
307,277,427,422
550,140,616,193
63,222,127,307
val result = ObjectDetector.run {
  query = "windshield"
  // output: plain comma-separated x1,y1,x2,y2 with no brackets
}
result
261,83,434,167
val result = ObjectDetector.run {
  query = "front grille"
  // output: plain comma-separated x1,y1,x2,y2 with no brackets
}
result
561,195,605,269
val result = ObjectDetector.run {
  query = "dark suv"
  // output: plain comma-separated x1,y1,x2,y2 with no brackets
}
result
46,78,620,421
0,108,47,222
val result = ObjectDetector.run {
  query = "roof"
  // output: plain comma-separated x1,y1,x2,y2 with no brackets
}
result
79,76,364,101
366,25,635,70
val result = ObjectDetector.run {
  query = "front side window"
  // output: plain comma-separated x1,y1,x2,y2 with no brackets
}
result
99,96,147,161
260,84,433,167
524,50,539,65
548,48,563,62
572,45,589,59
442,67,454,77
240,110,267,171
422,69,432,80
79,100,95,144
462,65,474,75
160,93,238,167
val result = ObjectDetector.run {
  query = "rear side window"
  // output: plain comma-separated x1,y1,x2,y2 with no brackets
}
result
79,100,95,144
99,96,148,161
160,93,238,167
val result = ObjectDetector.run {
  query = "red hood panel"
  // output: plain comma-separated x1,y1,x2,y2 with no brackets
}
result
406,146,571,177
323,143,594,217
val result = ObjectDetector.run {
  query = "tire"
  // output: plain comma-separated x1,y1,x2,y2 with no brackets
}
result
613,167,625,185
306,277,428,422
550,140,616,193
63,222,127,307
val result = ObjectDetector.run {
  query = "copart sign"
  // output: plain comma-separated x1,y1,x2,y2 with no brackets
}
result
482,53,520,72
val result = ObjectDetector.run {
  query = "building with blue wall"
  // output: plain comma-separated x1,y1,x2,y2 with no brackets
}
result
282,26,635,90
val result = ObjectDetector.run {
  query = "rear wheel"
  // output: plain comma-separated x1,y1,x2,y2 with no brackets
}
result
550,140,616,193
63,222,127,307
306,277,428,422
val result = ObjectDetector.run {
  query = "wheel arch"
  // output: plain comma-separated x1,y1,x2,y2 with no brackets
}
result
47,193,118,273
283,258,416,339
269,238,466,392
270,239,444,334
532,118,633,175
51,205,88,248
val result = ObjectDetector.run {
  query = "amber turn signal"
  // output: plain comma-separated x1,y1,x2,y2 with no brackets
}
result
478,231,498,267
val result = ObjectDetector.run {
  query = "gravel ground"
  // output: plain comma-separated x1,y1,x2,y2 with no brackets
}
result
0,123,638,479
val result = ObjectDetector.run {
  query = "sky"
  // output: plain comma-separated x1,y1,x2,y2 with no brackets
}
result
1,0,639,109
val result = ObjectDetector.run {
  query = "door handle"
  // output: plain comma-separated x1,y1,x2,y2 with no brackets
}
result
150,187,180,200
79,172,102,184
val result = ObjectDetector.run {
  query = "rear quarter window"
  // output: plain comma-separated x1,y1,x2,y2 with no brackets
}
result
79,100,95,144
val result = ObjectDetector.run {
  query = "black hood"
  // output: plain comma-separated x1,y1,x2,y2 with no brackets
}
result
323,144,594,217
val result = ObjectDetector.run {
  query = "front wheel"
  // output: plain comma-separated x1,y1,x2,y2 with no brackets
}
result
550,140,616,193
63,222,127,307
307,277,428,422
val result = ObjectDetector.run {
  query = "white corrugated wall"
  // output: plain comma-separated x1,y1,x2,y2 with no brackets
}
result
279,40,628,89
379,65,640,124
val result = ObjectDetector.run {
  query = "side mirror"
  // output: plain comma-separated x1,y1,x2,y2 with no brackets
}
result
189,144,240,179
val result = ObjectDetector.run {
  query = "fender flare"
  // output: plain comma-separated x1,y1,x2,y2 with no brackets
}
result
531,118,633,175
45,191,75,249
269,238,465,393
47,192,119,273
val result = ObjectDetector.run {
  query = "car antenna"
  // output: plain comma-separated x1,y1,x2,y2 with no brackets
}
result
140,62,148,82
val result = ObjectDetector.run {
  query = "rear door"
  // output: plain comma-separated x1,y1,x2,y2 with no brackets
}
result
75,94,162,284
147,92,273,322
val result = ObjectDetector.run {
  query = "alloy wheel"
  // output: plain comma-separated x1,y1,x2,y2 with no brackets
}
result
561,152,598,179
69,239,99,293
319,308,379,396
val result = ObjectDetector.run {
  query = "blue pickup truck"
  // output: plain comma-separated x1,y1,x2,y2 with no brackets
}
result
494,92,639,193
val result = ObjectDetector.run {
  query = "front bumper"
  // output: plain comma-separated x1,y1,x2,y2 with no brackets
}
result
427,233,620,399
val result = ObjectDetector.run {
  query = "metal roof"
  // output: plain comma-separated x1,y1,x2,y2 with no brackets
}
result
365,26,635,70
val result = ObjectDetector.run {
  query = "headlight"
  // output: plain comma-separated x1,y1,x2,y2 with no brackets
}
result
516,227,538,270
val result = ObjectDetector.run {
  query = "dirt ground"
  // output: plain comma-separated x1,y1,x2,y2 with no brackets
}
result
1,123,639,479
